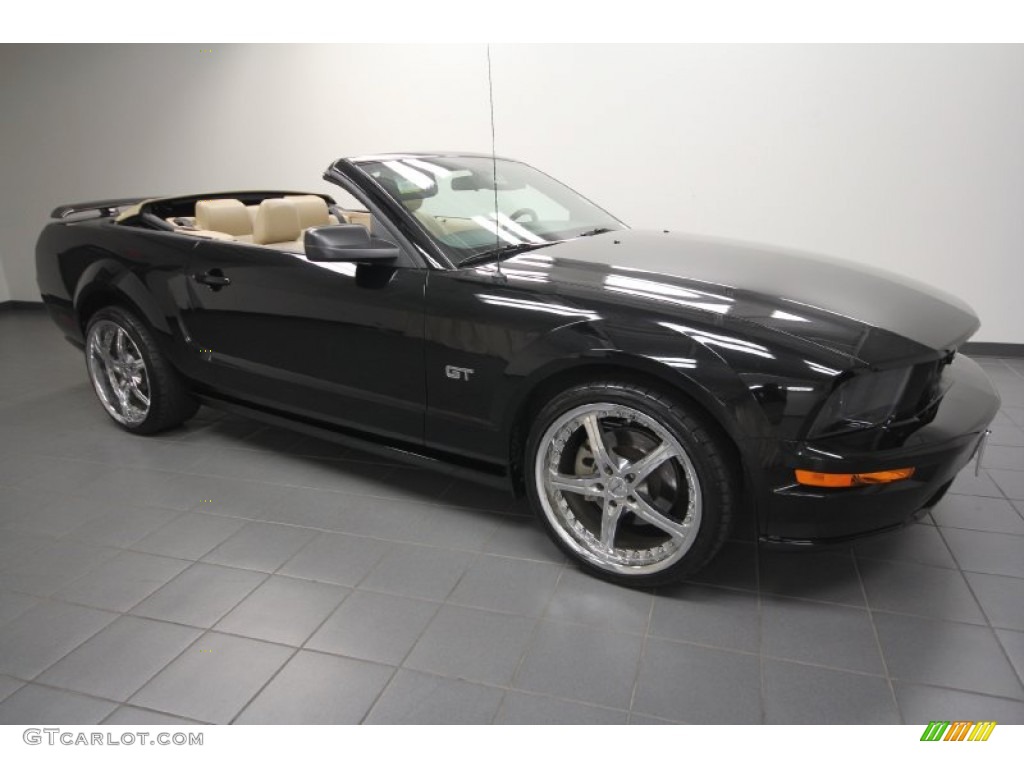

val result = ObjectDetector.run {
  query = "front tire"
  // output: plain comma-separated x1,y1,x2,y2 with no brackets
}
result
85,306,198,435
525,380,737,587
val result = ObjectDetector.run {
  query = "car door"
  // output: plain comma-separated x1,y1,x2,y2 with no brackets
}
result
180,238,427,444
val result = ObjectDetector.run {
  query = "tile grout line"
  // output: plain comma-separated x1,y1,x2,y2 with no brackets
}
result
7,580,934,680
4,543,1023,713
4,447,520,521
495,685,634,723
249,530,448,724
6,542,1020,645
930,523,1024,697
490,560,569,724
4,649,648,724
10,637,1021,720
354,540,488,724
850,548,902,723
754,536,767,725
99,700,210,726
2,678,207,725
624,585,656,723
1000,358,1024,383
27,525,277,695
33,512,556,573
267,524,394,586
227,587,361,725
33,560,275,719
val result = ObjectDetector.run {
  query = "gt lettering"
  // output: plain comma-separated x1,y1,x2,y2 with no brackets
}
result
445,365,474,381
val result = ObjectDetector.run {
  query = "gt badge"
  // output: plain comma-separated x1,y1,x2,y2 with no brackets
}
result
445,365,474,381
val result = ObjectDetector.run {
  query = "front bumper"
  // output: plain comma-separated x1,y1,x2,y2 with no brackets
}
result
761,353,1000,544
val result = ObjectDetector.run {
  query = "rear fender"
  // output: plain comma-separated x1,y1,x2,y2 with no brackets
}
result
73,258,172,337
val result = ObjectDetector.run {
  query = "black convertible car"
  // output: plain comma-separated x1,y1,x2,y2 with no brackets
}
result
36,152,1000,586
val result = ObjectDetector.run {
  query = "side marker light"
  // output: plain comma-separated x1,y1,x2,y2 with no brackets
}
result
795,468,915,488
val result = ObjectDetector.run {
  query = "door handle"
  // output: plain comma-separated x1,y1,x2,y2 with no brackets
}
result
194,269,231,290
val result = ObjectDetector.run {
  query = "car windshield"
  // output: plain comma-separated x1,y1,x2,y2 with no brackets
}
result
353,155,625,265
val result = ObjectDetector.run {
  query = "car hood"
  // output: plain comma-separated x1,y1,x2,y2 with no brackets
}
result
509,230,979,365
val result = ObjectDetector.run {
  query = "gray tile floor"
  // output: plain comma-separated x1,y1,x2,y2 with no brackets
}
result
1,308,1023,724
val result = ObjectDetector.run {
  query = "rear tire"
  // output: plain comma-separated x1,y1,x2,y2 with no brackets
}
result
84,306,198,435
525,380,737,587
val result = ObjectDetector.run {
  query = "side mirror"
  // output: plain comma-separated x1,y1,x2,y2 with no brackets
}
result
305,224,399,263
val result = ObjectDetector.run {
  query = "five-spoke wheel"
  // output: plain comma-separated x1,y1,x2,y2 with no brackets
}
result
87,319,152,426
527,381,735,586
84,306,198,434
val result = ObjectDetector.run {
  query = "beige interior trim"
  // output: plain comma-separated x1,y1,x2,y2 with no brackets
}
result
195,199,253,236
178,229,236,241
115,201,150,222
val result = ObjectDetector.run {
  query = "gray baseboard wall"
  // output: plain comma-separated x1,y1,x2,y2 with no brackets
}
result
0,300,46,312
1,299,1022,356
960,341,1024,357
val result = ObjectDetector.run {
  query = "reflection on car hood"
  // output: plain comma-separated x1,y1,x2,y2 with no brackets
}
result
511,230,979,363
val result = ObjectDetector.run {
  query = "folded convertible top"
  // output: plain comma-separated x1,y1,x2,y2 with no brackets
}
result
50,197,153,219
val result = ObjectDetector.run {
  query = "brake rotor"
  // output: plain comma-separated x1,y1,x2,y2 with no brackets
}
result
574,424,680,514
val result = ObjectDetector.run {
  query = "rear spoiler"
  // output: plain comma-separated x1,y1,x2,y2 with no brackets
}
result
50,197,153,219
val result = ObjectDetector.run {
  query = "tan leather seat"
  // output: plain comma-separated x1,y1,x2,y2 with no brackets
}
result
376,176,440,236
286,195,339,229
195,199,252,239
434,216,477,234
342,210,372,231
252,199,302,250
404,197,446,238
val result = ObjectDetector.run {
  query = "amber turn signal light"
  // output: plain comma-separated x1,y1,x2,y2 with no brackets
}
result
795,467,915,488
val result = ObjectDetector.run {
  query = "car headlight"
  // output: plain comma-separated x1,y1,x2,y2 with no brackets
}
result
808,367,912,438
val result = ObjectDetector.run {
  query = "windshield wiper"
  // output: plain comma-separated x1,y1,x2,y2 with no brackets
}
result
458,241,553,267
457,227,615,267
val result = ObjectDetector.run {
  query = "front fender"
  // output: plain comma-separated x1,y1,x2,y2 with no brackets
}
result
500,320,771,444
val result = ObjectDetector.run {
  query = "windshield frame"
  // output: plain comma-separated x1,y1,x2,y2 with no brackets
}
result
331,153,627,269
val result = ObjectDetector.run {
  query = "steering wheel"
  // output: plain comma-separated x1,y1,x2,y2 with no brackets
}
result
509,208,539,223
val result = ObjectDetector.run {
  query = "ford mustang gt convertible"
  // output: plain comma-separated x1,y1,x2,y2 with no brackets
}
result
35,152,1000,586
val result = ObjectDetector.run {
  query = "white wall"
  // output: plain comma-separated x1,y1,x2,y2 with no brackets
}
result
0,44,493,306
1,44,1021,341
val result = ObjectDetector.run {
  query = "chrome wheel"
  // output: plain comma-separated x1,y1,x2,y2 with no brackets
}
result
86,319,151,426
534,402,702,576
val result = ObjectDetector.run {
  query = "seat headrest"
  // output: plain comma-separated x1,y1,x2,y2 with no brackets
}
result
376,177,425,213
286,195,331,229
195,199,252,236
253,199,301,245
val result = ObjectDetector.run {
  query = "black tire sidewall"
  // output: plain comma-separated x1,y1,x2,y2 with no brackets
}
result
525,381,734,587
85,306,194,435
